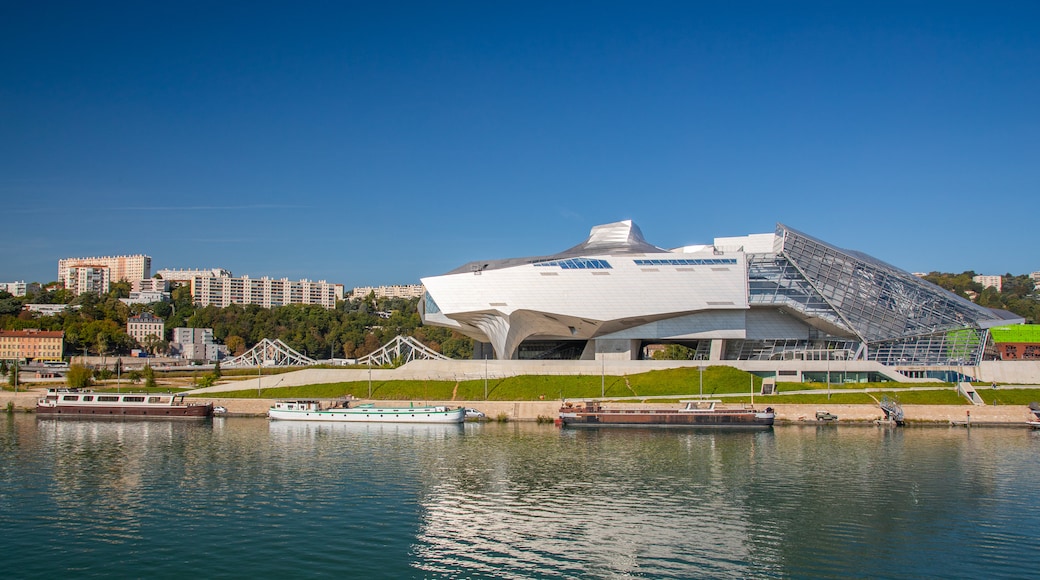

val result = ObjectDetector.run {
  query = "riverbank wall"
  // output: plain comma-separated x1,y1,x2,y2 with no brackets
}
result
2,390,1035,426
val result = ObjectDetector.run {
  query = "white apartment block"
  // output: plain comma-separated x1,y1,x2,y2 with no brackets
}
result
0,281,28,296
156,268,232,285
350,284,425,300
59,254,151,284
65,266,110,295
24,304,77,316
133,279,170,293
973,275,1003,292
126,312,165,345
120,291,171,306
171,327,223,360
191,276,344,309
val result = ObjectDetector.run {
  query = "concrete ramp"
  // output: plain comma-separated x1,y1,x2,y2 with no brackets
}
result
958,382,986,406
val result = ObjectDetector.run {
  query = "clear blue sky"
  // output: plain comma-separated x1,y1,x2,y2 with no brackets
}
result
2,1,1037,288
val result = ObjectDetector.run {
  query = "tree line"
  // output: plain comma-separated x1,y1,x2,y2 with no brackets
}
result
0,283,473,360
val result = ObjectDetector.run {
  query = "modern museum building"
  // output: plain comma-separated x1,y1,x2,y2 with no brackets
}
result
419,220,1021,376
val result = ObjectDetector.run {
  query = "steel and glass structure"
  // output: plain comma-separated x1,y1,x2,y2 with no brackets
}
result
420,221,1019,365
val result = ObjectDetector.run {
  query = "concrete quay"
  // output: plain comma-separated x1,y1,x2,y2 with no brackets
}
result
3,390,1036,426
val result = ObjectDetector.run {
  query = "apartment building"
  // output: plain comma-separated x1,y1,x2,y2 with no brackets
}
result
126,313,166,346
0,281,28,296
171,327,224,361
191,276,344,309
64,266,110,295
350,284,425,300
973,275,1003,292
59,254,151,284
0,329,64,362
156,268,232,288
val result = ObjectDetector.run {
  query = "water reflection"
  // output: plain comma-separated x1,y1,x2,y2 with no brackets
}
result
4,415,1040,579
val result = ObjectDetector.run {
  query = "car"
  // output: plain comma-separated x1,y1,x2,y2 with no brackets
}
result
464,408,486,420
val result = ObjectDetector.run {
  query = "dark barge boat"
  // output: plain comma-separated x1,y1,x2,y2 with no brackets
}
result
558,400,774,428
37,388,213,419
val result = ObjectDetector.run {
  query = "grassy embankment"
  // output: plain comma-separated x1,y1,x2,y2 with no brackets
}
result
196,365,1040,406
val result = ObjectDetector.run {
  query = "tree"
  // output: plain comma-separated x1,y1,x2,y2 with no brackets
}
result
143,364,156,389
66,364,93,388
653,344,697,360
225,335,245,356
7,361,17,390
213,358,221,378
142,334,162,355
0,360,7,377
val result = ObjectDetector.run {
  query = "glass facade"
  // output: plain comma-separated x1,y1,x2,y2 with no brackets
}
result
533,258,612,269
738,225,1003,366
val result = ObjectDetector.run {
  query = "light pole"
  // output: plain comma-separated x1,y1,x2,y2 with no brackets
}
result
257,364,261,398
368,359,372,398
601,357,605,398
484,356,488,400
699,365,705,399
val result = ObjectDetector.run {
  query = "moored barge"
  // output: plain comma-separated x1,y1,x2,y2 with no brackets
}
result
558,400,774,428
269,400,466,423
37,388,213,419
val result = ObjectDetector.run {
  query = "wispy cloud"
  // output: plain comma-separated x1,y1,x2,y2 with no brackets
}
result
7,204,310,214
117,204,310,211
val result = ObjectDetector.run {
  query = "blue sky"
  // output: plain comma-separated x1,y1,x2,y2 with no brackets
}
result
2,1,1037,288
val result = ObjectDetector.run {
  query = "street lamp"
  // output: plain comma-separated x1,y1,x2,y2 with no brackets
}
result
699,365,705,399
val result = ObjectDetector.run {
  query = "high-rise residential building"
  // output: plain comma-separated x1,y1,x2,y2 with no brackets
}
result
350,284,425,300
64,266,110,295
0,329,64,362
190,276,343,309
155,268,232,288
58,254,151,284
126,313,166,346
973,275,1003,292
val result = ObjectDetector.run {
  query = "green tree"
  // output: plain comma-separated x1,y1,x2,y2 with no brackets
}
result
66,364,93,388
0,360,8,377
213,359,221,379
143,364,156,389
653,344,697,360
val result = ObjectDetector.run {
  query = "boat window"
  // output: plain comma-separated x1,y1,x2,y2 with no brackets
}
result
61,395,79,401
82,396,93,401
148,397,162,403
123,396,146,403
97,396,119,402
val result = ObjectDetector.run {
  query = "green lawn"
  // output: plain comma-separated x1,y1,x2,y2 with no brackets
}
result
197,365,1040,405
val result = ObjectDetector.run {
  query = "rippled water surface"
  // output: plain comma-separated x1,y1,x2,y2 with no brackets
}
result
2,414,1040,578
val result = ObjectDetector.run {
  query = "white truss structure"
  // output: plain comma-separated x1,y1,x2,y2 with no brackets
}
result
357,335,450,366
224,338,317,367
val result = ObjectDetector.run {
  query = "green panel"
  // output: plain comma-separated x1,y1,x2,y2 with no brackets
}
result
990,324,1040,343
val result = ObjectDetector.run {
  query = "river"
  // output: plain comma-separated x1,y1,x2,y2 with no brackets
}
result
2,414,1038,578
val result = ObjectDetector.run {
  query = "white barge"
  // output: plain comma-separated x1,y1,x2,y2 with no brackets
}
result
268,400,466,423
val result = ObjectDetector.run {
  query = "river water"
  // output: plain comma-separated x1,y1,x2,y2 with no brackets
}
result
2,414,1038,579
